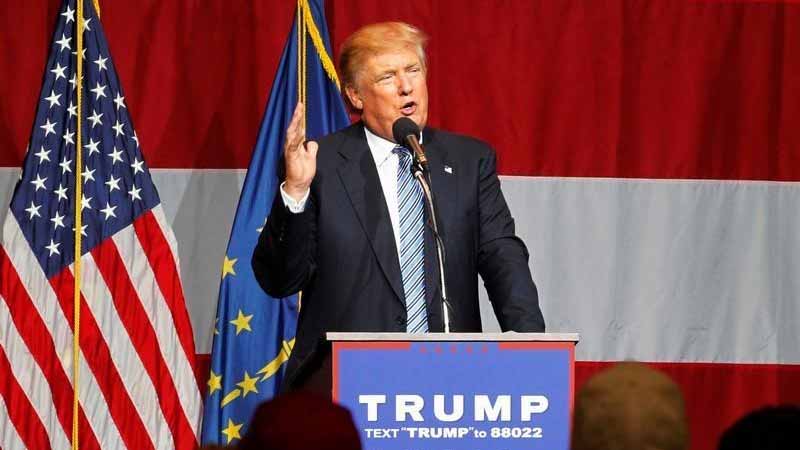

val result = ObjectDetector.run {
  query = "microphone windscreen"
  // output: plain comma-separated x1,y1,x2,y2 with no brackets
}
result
392,117,420,145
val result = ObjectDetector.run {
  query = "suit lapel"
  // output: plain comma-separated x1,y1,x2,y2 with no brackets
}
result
336,125,406,306
422,129,458,246
420,129,458,331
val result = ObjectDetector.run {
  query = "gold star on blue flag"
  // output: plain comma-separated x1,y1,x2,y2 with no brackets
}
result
200,0,349,445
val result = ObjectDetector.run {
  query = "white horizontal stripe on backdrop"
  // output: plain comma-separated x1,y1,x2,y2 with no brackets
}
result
1,168,798,364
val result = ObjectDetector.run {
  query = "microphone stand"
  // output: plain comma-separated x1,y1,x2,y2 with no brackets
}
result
411,160,453,333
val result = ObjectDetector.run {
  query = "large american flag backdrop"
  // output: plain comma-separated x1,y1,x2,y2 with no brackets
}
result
0,1,201,449
2,1,799,449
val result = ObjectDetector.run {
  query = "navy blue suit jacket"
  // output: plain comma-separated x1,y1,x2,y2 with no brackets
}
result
253,123,544,390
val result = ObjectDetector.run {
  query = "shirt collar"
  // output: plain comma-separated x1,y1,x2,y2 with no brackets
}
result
364,125,397,168
363,123,424,168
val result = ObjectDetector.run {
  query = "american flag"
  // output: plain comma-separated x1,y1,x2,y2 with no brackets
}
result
0,1,201,449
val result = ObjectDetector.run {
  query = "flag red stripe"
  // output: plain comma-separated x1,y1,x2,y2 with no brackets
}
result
0,248,100,450
133,210,197,371
91,238,197,450
49,269,155,450
0,347,52,450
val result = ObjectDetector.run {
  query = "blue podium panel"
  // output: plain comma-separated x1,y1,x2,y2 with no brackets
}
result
332,340,574,450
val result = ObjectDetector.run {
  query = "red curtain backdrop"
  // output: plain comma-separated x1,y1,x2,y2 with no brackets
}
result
2,2,800,450
4,1,798,178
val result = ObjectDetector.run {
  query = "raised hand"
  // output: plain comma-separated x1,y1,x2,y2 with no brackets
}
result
283,102,319,201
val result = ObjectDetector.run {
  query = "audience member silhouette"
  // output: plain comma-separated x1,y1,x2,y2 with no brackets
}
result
718,404,800,450
571,362,688,450
238,390,362,450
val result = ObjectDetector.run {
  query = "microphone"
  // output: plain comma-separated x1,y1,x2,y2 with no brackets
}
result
392,117,428,172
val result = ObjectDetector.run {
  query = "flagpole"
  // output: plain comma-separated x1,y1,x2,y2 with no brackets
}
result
297,0,307,132
73,0,85,448
296,0,308,312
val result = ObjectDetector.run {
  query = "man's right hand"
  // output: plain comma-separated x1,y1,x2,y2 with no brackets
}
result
284,102,318,201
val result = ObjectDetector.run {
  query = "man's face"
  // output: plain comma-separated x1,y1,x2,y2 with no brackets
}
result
346,47,429,142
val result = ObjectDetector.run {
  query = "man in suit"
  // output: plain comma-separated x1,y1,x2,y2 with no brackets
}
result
253,22,544,392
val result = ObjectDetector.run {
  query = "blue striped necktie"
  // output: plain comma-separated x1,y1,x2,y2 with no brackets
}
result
394,146,428,333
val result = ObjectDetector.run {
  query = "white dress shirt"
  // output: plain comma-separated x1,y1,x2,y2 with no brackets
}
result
279,126,415,257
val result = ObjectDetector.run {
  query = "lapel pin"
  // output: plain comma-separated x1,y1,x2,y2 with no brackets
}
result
444,165,453,174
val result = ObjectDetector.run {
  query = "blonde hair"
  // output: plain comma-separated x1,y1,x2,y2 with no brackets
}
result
572,362,688,450
339,22,428,94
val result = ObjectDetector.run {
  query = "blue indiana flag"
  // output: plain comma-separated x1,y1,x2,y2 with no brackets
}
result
200,0,349,446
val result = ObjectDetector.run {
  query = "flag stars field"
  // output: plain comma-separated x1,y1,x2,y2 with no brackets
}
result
59,156,71,174
82,166,95,183
25,201,41,219
40,118,56,136
237,372,259,398
221,419,243,444
55,33,71,51
229,309,253,335
30,173,47,191
131,157,144,174
113,120,125,136
94,54,108,71
222,255,237,279
51,62,67,79
88,110,103,128
128,185,142,201
105,175,121,192
90,81,106,100
62,129,74,146
85,137,101,154
100,202,117,220
34,146,50,163
207,370,222,395
45,90,62,108
108,146,124,165
113,92,125,110
51,211,65,230
45,239,60,256
54,183,68,201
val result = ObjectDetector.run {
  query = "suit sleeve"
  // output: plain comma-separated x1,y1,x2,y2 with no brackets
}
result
252,189,318,298
476,146,546,332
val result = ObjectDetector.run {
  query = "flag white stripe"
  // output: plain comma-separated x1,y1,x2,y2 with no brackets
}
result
78,252,173,449
2,215,123,448
75,345,126,450
0,296,72,450
112,223,202,435
0,392,26,450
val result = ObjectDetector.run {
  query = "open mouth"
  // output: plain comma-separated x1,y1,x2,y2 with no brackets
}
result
400,101,417,115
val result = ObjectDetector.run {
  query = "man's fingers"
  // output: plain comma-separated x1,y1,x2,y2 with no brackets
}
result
285,102,305,153
288,102,304,131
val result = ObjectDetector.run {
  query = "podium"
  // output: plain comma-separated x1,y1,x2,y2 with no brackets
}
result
328,332,579,450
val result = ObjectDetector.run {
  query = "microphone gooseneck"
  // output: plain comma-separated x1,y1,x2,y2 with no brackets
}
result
392,117,453,333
